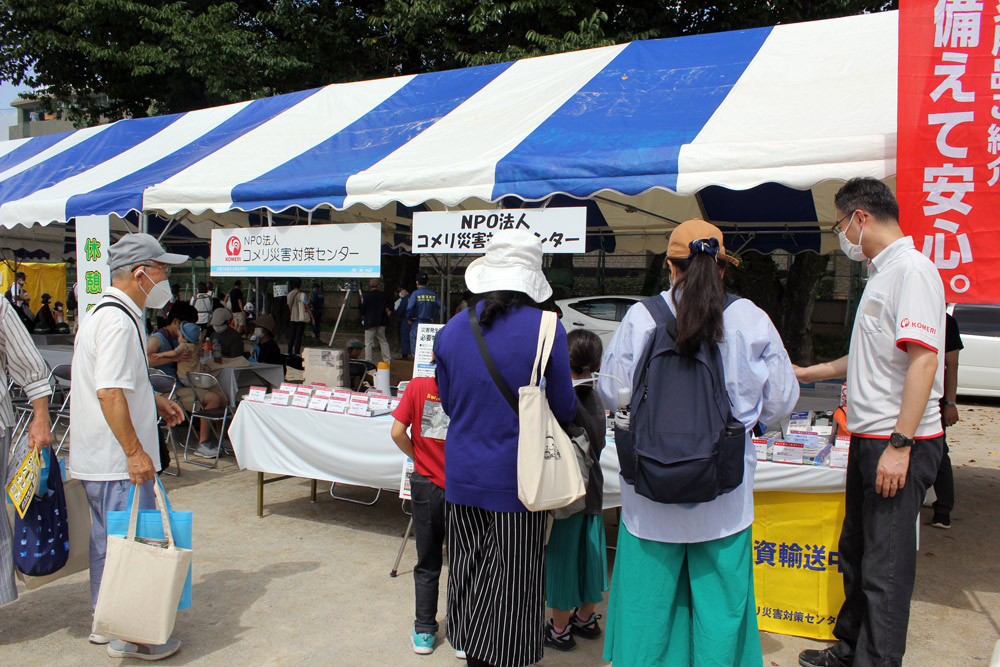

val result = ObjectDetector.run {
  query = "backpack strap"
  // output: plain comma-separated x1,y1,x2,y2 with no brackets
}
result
641,294,677,339
468,306,518,414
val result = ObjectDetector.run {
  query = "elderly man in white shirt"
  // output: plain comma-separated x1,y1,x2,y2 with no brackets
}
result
70,234,187,660
0,296,53,605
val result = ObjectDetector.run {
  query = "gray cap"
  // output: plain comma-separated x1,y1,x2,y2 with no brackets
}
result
210,307,233,327
109,233,189,271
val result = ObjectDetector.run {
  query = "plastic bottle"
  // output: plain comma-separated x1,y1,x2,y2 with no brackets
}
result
212,339,222,361
201,341,212,365
375,361,391,396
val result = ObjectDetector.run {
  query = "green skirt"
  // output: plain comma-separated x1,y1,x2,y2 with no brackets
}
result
603,522,762,667
544,513,609,610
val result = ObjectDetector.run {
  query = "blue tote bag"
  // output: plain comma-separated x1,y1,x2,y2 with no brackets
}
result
13,447,70,576
107,476,192,609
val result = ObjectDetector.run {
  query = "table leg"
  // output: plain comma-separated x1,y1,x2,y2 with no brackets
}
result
390,517,414,578
258,472,264,517
311,479,317,503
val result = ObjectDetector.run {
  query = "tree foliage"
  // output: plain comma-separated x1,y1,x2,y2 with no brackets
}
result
1,0,894,122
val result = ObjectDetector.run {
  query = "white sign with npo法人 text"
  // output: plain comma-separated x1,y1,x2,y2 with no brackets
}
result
411,208,586,254
210,223,381,277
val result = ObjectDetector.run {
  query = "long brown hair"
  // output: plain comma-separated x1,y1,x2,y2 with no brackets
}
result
669,254,725,355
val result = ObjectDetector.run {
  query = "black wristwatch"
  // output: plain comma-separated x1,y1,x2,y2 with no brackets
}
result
889,432,914,449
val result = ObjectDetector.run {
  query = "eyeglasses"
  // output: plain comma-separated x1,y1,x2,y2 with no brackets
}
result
138,263,171,276
832,211,856,235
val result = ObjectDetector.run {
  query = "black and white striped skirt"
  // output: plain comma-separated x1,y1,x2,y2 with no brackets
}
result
446,502,547,667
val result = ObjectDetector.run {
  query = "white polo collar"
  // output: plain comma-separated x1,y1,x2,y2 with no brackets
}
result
868,236,913,274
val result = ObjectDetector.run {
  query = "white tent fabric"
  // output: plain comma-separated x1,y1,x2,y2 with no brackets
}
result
0,11,897,256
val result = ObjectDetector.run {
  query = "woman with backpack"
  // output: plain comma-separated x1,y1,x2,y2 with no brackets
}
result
434,230,576,667
597,219,799,667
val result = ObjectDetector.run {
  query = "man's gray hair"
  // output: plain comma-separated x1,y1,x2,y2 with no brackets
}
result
110,260,147,284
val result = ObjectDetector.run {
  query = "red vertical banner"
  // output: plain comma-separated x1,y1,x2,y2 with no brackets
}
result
898,0,1000,303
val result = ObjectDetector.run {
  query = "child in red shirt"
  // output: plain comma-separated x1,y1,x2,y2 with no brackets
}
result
391,375,451,656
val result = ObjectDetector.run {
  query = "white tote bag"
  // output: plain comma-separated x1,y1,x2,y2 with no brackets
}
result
92,481,192,645
516,311,586,511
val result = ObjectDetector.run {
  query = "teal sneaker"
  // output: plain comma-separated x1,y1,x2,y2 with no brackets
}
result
411,630,434,655
107,637,181,661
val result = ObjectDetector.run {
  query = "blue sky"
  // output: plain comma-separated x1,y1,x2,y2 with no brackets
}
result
0,79,33,141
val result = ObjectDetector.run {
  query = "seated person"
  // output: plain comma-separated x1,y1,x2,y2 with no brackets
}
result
147,302,198,378
347,340,373,390
208,307,245,359
36,293,57,331
53,301,66,324
175,320,228,460
249,314,284,365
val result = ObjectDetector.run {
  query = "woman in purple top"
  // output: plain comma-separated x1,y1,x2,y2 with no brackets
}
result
435,230,576,667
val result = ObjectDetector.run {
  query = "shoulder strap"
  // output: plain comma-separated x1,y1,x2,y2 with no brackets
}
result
92,300,148,372
641,294,677,340
468,306,518,414
529,311,557,388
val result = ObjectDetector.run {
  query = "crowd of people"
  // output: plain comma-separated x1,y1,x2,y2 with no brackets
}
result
0,177,958,666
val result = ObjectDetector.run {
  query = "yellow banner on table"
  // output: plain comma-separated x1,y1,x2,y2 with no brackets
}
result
752,491,846,641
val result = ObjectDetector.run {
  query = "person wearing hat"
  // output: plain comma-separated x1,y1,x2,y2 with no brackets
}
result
146,301,198,378
4,271,34,331
70,233,188,660
361,278,392,363
249,313,284,366
207,307,244,359
434,230,577,667
406,271,440,356
36,293,57,331
345,339,371,390
596,220,798,667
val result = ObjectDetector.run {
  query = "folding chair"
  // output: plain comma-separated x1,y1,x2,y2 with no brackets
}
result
149,372,182,477
48,364,72,454
183,371,232,469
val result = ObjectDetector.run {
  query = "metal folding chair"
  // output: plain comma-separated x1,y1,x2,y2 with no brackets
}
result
183,371,231,469
149,372,182,477
48,364,72,454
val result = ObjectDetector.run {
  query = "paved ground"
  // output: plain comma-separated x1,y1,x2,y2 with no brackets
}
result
1,389,997,665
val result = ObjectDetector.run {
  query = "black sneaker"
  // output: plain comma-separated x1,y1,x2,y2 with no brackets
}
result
544,621,577,652
798,648,846,667
569,609,602,639
930,514,951,529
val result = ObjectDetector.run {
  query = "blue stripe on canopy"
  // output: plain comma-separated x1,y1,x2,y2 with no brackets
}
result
0,133,68,175
66,88,320,219
230,62,513,212
700,183,817,223
0,114,179,204
492,27,772,200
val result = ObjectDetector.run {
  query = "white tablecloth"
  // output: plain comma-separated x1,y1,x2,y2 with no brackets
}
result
228,400,846,508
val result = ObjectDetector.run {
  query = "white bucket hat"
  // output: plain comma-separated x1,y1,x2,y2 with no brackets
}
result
464,230,553,303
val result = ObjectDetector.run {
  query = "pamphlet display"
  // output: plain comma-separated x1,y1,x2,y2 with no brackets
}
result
247,386,267,402
412,324,444,379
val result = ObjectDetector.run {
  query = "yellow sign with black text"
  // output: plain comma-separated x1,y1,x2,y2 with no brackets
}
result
752,491,846,640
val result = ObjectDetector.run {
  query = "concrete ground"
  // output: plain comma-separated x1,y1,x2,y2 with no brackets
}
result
2,370,997,664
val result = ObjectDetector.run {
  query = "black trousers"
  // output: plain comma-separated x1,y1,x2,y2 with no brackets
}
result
829,435,944,667
410,472,446,634
931,427,954,517
287,321,306,356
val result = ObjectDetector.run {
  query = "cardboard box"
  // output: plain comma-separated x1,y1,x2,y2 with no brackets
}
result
302,347,348,388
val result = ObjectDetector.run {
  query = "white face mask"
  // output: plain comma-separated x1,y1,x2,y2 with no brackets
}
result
838,213,867,261
212,323,229,333
137,270,172,310
251,327,264,341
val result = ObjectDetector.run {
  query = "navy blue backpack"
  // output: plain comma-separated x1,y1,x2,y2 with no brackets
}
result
14,447,70,576
615,294,748,504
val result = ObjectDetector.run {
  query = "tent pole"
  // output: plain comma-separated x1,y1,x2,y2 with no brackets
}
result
443,254,450,322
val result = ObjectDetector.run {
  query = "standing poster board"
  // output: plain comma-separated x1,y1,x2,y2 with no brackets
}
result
210,223,381,278
412,323,444,378
75,215,111,321
411,208,586,253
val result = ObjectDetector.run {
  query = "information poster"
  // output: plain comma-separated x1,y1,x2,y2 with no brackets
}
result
411,208,586,254
75,215,111,321
211,223,381,278
412,324,444,378
5,439,40,520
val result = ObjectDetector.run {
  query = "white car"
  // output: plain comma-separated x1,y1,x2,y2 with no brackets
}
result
555,296,644,348
949,303,1000,398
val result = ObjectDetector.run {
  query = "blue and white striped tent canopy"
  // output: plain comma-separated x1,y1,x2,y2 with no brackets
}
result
0,10,896,256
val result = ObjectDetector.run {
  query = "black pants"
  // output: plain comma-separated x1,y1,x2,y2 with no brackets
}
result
287,321,306,356
829,435,943,667
931,427,954,517
410,472,446,634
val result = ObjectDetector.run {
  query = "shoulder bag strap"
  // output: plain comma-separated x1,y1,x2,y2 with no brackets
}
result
468,306,518,414
92,300,148,372
529,311,557,388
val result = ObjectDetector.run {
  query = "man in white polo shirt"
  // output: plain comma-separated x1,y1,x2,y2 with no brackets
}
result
71,234,188,660
795,178,945,667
